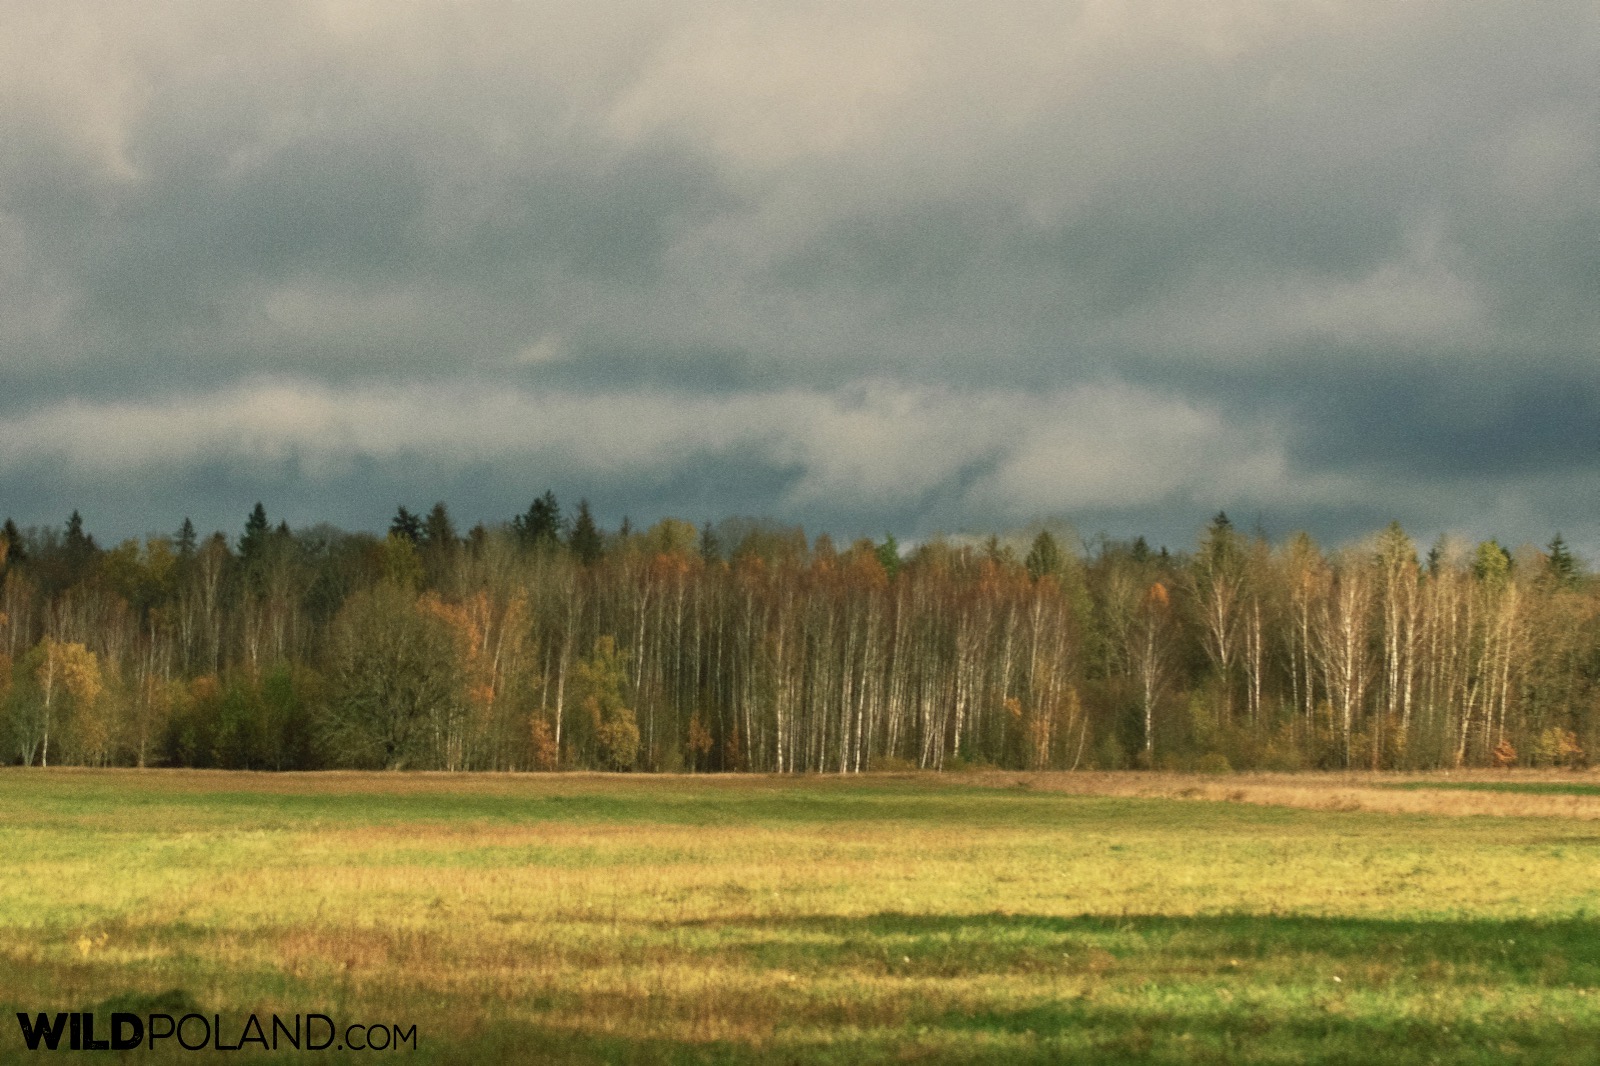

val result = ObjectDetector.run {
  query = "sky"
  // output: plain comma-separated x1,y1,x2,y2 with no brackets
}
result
1,1,1597,558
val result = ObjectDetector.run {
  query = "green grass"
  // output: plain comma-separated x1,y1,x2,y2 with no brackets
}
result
1,770,1597,1063
1380,780,1600,797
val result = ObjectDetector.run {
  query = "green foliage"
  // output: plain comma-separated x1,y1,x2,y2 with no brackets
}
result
568,499,604,566
378,532,425,589
0,517,24,565
389,505,423,543
1546,533,1581,588
422,502,457,549
698,521,722,563
322,581,459,769
574,635,639,771
3,502,1599,775
1199,510,1238,569
1091,731,1127,770
875,533,902,580
238,502,270,561
512,490,564,551
641,517,698,558
1024,530,1063,582
1473,538,1512,585
175,516,196,558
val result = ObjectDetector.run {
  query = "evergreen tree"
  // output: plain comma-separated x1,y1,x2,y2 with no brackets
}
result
0,518,22,565
175,517,197,559
239,503,270,562
698,521,722,564
1546,533,1580,589
513,491,564,550
568,500,603,566
62,510,98,584
1201,511,1237,568
389,506,423,543
422,502,457,549
875,533,901,580
1025,530,1064,582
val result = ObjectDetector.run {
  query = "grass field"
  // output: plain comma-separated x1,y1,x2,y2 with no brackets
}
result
2,770,1598,1064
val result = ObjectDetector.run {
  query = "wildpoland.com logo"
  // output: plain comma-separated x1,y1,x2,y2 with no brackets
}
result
15,1012,417,1052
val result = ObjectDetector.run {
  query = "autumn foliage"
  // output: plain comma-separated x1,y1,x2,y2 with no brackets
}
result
0,506,1597,773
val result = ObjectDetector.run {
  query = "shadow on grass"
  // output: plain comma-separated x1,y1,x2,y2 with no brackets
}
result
659,910,1600,987
471,911,1600,1065
426,1005,1600,1066
1380,781,1600,797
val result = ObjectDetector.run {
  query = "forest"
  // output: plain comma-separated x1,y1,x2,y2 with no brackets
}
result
0,498,1594,774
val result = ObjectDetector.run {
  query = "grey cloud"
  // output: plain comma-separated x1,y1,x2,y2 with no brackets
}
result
0,1,1596,557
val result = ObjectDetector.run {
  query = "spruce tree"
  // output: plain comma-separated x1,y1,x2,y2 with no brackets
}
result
423,502,457,549
175,517,197,559
568,499,603,566
389,506,423,543
1546,533,1580,588
63,510,98,584
875,533,901,580
513,491,563,551
1,518,23,564
240,503,270,562
698,521,722,564
1025,530,1063,582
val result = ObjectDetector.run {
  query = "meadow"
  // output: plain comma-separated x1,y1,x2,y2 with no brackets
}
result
1,770,1598,1064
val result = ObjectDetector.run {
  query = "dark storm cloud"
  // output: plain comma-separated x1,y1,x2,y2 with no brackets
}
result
0,1,1596,556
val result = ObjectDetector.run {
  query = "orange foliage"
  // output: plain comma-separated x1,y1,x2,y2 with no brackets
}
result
687,711,714,770
418,590,504,714
530,718,560,771
190,674,221,707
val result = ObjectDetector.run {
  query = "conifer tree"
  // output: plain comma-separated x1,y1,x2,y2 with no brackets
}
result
698,522,722,563
875,533,901,580
1546,534,1580,589
239,503,270,562
1,518,23,565
423,502,457,549
568,500,603,566
175,517,197,559
1025,530,1064,583
390,506,423,543
513,491,563,550
63,510,97,580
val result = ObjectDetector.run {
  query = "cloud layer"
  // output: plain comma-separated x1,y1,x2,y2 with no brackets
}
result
1,1,1596,552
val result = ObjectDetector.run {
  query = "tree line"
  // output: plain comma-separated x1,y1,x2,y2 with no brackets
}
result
0,500,1593,773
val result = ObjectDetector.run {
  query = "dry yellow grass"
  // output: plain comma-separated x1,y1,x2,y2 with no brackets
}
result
958,768,1600,819
2,769,1598,1063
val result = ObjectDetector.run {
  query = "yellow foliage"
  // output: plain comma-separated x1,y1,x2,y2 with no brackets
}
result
642,518,698,558
36,638,104,708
